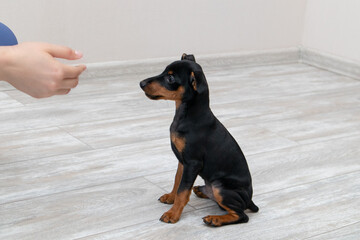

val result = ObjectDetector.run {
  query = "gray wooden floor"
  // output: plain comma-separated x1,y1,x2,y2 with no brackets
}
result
0,62,359,240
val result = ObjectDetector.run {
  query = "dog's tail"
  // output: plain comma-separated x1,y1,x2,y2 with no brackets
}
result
247,200,259,212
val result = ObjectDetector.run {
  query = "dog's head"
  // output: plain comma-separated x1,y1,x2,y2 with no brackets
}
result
140,54,208,106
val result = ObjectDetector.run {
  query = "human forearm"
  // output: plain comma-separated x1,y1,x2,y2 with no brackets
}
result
0,45,15,81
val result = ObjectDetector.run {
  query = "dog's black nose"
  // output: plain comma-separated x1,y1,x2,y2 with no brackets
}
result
140,80,147,89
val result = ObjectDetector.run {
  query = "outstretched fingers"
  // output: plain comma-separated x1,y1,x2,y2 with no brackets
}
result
44,43,83,60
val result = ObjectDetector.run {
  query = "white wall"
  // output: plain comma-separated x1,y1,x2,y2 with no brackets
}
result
0,0,306,64
303,0,360,62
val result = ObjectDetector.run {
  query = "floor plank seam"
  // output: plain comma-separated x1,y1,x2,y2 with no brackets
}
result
303,220,360,240
258,123,360,147
58,126,96,150
252,123,300,146
142,169,176,180
0,137,171,167
143,175,174,194
0,125,66,136
72,218,163,240
58,114,170,128
246,132,360,159
0,147,95,167
253,169,360,198
0,150,91,166
293,131,360,146
2,92,25,107
0,176,161,206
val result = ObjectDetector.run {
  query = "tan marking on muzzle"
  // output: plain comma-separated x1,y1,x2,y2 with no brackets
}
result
144,82,184,101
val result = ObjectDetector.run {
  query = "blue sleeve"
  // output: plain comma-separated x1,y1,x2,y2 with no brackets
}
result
0,22,18,46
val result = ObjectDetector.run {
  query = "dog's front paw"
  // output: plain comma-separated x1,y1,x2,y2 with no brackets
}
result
160,210,180,223
158,193,175,204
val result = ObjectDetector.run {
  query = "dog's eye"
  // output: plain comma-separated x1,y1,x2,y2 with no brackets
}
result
166,75,175,84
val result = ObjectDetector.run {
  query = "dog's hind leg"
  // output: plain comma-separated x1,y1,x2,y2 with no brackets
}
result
202,185,250,227
194,184,228,211
193,186,209,199
193,180,216,199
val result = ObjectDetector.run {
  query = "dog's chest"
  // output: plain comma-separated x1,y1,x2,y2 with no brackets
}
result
170,117,187,154
170,132,186,153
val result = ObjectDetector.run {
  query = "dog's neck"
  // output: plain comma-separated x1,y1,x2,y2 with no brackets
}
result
171,93,214,135
174,94,211,121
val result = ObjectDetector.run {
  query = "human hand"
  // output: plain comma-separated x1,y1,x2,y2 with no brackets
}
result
0,42,86,98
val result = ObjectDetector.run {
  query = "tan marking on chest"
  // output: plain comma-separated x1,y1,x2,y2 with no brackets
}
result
171,133,186,153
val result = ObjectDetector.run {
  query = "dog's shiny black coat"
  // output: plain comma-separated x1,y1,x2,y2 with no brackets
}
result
140,54,258,226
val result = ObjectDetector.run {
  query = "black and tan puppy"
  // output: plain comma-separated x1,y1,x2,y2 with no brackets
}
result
140,54,258,227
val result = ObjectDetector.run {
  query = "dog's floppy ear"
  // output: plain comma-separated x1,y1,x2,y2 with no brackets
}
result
190,72,197,91
181,53,196,62
190,71,208,95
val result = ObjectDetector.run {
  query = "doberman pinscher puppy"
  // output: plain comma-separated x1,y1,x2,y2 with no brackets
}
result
140,54,258,227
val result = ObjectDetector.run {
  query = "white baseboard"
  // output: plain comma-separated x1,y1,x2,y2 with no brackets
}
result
82,47,360,80
192,48,299,70
300,47,360,80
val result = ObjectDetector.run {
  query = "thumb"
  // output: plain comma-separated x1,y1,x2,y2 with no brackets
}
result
44,43,83,60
